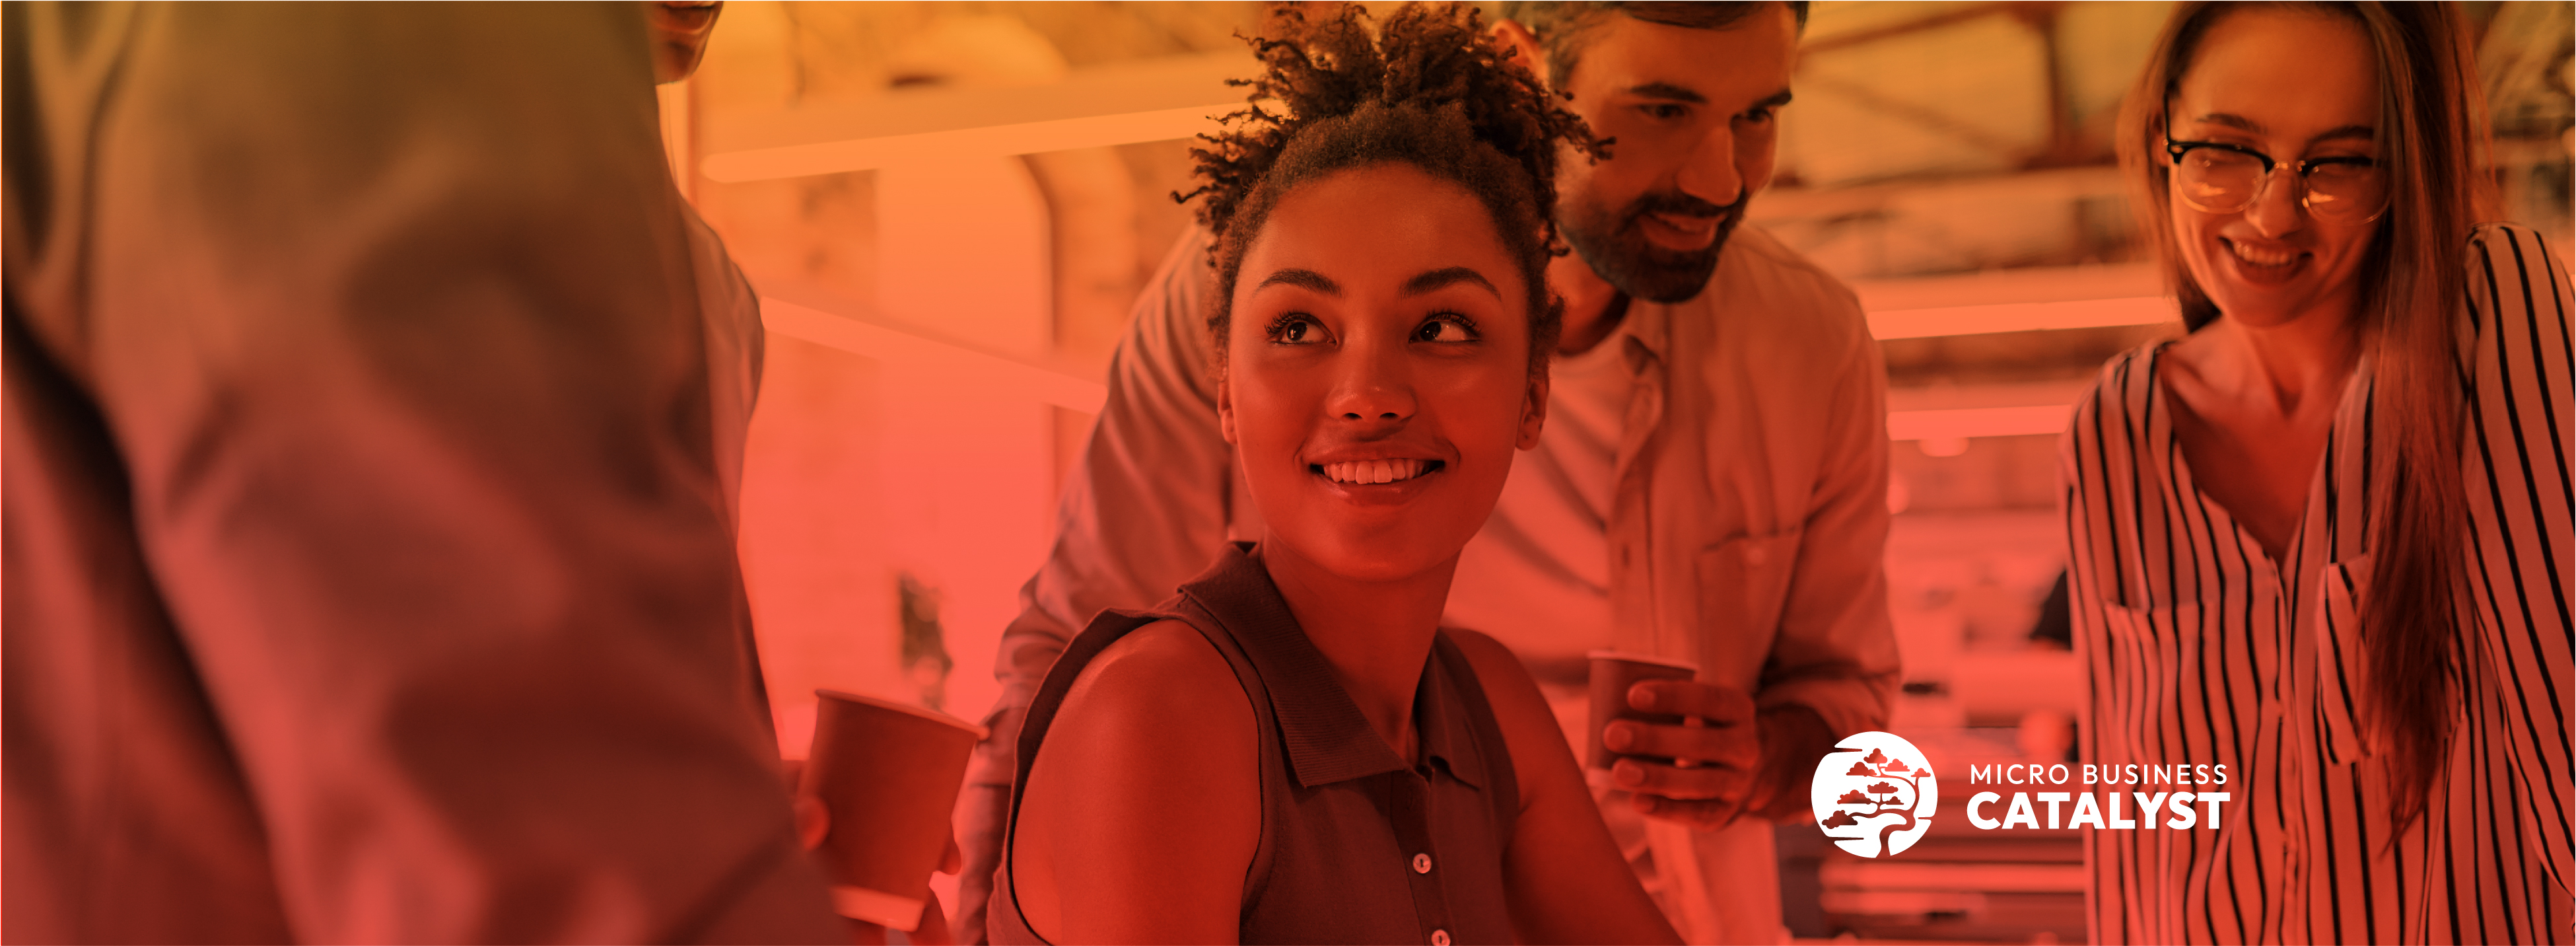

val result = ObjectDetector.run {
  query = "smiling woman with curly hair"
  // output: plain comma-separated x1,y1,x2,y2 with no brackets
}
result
983,5,1678,944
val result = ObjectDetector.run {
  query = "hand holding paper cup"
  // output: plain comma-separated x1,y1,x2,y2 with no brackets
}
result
798,690,986,933
1585,651,1702,770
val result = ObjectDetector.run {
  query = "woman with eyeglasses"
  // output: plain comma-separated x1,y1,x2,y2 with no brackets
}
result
2062,3,2571,943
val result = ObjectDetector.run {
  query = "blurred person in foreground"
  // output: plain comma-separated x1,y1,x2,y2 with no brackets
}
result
989,7,1676,943
4,3,862,940
2063,2,2571,942
959,1,1897,941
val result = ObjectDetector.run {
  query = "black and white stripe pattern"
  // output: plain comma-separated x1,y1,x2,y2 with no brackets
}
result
2062,224,2573,944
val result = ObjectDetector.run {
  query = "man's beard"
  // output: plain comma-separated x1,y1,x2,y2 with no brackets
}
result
1557,188,1745,304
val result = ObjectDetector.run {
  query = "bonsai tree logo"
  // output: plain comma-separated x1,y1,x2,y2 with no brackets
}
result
1809,731,1938,857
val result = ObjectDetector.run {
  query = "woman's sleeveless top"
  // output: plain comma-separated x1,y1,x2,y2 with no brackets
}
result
987,543,1521,945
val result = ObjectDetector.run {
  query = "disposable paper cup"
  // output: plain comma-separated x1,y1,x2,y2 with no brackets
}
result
800,689,987,930
1584,651,1701,770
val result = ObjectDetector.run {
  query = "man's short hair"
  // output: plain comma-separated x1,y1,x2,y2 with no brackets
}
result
1498,1,1811,86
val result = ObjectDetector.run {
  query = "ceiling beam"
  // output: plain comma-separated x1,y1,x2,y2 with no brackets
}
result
699,51,1251,181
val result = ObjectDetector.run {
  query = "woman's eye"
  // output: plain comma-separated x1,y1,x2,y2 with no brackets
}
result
1640,103,1688,122
1267,314,1326,345
1414,316,1480,344
2307,159,2374,182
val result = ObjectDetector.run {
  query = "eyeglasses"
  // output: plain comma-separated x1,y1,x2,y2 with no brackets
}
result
2162,108,2389,222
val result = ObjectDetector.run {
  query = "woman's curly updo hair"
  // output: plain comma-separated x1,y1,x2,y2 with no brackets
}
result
1180,1,1601,376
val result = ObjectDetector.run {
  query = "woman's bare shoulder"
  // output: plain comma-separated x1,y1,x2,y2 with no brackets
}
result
1035,618,1261,802
1016,619,1262,943
1056,619,1254,733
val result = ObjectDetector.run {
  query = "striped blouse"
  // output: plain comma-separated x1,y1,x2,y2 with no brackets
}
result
2062,224,2573,944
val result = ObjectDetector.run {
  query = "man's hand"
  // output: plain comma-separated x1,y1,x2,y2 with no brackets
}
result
787,764,965,945
1602,681,1838,830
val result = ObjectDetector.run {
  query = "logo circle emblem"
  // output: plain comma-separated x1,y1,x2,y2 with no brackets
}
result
1810,731,1938,857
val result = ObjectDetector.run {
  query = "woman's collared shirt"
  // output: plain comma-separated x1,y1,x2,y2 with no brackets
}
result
2062,224,2572,944
991,544,1520,945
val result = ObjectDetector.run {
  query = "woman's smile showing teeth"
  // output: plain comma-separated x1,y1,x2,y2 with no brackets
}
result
2225,238,2302,268
2219,236,2310,287
1315,458,1444,485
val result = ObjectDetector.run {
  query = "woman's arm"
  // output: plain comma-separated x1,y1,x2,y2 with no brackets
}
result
1011,620,1261,944
2460,224,2575,892
1450,630,1683,945
961,229,1228,941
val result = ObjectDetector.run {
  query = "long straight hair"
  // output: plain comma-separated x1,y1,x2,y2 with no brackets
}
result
2115,2,2494,829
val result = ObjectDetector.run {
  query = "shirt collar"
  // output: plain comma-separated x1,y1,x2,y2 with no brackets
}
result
1617,293,1670,364
1412,636,1490,789
1179,543,1490,789
1585,293,1666,380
